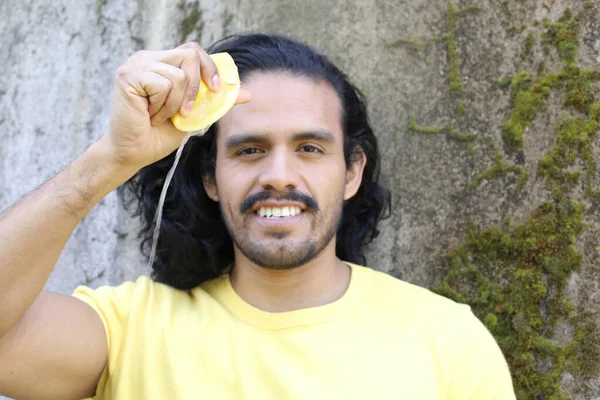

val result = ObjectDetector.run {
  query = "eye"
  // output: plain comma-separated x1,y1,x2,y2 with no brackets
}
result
298,144,323,154
237,147,263,156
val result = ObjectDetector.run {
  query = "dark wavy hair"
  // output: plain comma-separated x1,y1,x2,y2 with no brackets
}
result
120,33,391,290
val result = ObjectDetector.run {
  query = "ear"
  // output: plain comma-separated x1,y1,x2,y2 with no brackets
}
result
343,147,367,201
202,174,219,202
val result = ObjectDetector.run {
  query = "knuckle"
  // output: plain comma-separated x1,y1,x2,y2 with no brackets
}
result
115,65,131,81
193,44,205,54
127,50,148,64
188,47,201,63
135,49,150,59
167,102,180,116
189,84,200,96
176,69,188,85
184,42,203,51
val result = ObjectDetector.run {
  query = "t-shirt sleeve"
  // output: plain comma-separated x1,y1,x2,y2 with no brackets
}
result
448,305,516,400
71,278,145,398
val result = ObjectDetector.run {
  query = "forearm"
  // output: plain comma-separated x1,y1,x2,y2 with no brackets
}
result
0,137,136,337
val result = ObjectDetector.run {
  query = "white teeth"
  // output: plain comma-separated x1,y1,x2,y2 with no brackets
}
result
257,206,303,218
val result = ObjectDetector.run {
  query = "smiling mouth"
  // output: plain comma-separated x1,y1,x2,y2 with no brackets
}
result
255,206,303,219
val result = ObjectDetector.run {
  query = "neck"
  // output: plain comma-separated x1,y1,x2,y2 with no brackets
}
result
229,242,351,313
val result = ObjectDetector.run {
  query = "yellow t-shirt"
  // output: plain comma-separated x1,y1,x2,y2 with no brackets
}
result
73,263,515,399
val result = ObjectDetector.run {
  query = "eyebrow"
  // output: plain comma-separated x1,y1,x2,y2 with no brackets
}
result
224,130,336,151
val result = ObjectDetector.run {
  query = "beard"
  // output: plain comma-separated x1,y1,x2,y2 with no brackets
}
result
220,195,344,270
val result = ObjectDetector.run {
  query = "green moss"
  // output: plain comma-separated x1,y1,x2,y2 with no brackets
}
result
436,198,584,398
408,113,476,142
522,31,536,59
438,7,600,398
483,312,498,329
409,1,478,148
583,1,594,10
456,99,467,116
467,142,527,191
500,10,600,149
96,0,108,25
563,68,596,113
467,142,476,155
543,10,579,66
507,25,527,34
456,6,481,15
179,1,204,43
221,9,234,36
448,128,476,142
538,114,598,198
537,61,546,75
386,37,430,54
566,311,600,378
408,113,443,134
501,72,561,147
444,2,478,95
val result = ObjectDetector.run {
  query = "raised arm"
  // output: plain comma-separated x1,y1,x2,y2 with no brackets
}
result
0,42,226,400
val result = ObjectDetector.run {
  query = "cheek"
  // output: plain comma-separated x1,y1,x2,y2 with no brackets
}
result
215,162,254,204
309,163,346,201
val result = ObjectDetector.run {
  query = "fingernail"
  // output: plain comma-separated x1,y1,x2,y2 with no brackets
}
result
185,101,194,113
212,75,221,91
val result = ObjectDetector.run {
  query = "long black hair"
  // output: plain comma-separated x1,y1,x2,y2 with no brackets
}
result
121,33,391,290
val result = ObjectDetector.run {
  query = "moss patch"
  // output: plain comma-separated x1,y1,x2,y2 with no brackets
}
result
221,9,234,36
501,71,561,147
386,37,430,55
467,141,527,191
408,113,475,142
501,10,599,148
521,31,536,59
437,199,585,399
443,2,480,96
402,2,479,152
96,0,108,25
507,24,528,34
178,1,204,44
438,8,600,399
542,9,581,67
539,107,599,199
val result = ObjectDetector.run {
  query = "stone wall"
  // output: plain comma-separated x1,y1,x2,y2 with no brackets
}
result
1,0,599,398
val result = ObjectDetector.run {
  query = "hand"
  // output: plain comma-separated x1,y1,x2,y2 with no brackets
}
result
102,42,250,171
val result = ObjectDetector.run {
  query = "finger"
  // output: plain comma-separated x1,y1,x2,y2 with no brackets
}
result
127,70,172,119
153,47,204,113
145,62,189,124
176,43,221,117
177,42,220,93
235,88,251,105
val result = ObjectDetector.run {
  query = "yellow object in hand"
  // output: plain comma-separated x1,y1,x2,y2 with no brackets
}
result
170,52,241,132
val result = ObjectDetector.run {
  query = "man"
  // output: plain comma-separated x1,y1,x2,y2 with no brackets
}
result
0,34,515,399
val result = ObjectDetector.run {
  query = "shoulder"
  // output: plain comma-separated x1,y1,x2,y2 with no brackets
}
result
350,264,515,398
73,275,172,306
72,275,219,321
351,263,471,322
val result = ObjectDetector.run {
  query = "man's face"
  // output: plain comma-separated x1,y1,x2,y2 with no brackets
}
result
204,71,360,270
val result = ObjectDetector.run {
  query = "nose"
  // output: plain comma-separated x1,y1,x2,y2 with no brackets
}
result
257,148,299,192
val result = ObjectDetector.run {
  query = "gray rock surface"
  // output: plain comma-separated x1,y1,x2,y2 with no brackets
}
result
1,0,599,398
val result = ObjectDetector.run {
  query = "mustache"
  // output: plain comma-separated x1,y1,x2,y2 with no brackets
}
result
240,190,319,214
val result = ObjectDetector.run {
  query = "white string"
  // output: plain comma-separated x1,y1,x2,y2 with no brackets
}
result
146,126,210,271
